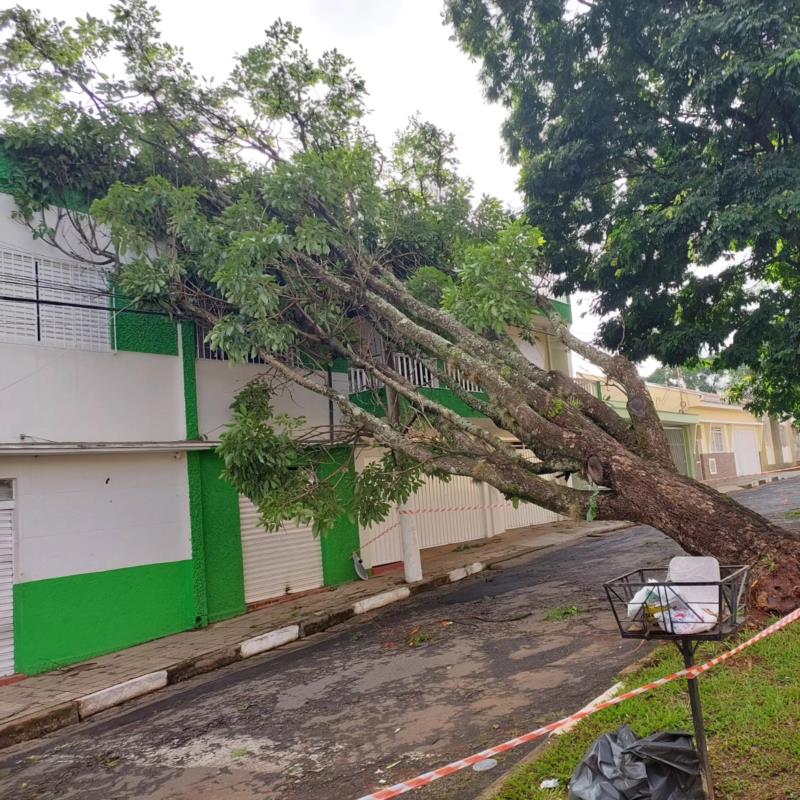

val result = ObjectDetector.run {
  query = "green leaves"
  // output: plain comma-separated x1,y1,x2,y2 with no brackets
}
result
448,0,800,417
443,219,547,335
353,453,424,527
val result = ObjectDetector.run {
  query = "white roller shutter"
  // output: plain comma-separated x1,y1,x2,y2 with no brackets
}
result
356,447,562,568
733,428,761,476
0,501,14,677
239,496,324,604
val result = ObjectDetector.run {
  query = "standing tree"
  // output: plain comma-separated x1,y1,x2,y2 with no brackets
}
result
0,2,798,611
446,0,800,419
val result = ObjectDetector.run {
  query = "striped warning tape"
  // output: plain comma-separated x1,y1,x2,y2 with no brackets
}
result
359,521,401,552
397,503,508,516
354,606,800,800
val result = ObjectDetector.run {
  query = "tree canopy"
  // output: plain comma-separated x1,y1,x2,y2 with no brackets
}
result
447,0,800,419
2,1,799,611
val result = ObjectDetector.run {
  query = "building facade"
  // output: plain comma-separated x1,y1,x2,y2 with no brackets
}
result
577,374,797,481
0,189,570,677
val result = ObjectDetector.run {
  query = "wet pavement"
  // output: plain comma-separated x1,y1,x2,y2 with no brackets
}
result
1,478,798,800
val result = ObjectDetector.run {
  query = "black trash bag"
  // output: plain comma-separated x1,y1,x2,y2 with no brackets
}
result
568,726,704,800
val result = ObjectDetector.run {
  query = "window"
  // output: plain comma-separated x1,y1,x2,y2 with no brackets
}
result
0,249,110,351
0,479,12,501
710,426,726,453
708,458,718,476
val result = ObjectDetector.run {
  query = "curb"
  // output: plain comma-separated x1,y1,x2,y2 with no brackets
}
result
0,523,630,752
473,680,626,800
78,671,168,719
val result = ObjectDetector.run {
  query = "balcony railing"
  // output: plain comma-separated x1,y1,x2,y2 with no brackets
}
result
348,355,482,394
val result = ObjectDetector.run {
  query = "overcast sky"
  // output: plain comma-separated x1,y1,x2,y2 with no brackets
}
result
14,0,625,374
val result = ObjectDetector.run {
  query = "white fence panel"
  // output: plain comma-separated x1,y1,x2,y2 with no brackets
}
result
356,447,563,567
412,475,487,550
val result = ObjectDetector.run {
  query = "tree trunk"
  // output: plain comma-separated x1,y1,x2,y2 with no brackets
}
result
599,461,800,614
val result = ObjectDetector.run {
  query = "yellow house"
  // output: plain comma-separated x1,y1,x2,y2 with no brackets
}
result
575,374,788,481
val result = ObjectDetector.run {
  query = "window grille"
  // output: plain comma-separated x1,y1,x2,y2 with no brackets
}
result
195,324,303,367
710,426,726,453
708,458,718,476
0,249,110,351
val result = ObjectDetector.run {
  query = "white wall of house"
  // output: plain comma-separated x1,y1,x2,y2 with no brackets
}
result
510,329,549,369
195,360,335,440
0,343,185,444
1,452,191,583
0,194,109,261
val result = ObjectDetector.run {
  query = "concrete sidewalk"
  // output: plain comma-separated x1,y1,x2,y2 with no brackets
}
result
0,517,629,750
708,466,800,494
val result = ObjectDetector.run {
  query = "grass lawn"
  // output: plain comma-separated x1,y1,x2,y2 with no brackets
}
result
491,621,800,800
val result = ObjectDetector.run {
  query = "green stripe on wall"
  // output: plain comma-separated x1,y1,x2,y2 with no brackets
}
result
180,321,210,626
198,451,246,623
111,291,179,356
13,560,195,675
318,447,360,587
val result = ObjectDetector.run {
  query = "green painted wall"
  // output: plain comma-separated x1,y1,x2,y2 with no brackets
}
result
179,321,212,626
111,292,179,356
180,323,200,439
349,386,489,419
186,451,209,627
198,451,246,622
317,447,360,587
13,560,195,675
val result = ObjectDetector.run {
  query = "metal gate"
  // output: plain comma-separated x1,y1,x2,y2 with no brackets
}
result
238,496,324,604
664,427,690,476
0,493,14,677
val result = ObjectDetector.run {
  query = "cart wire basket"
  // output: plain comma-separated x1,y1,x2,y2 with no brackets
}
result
604,561,750,641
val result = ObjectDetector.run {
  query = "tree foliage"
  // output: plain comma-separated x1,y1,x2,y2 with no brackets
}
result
2,2,800,612
447,0,800,418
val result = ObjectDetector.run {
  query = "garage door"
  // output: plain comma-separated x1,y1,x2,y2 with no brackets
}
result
733,428,761,476
0,494,14,677
239,496,324,604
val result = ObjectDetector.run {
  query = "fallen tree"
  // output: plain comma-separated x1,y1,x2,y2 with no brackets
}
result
1,2,798,611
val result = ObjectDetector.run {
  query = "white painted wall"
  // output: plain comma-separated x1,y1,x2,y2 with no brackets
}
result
0,452,192,583
0,343,185,443
195,360,335,440
0,193,111,262
509,328,549,369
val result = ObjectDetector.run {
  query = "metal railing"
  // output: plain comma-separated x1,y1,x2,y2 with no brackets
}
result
348,355,483,394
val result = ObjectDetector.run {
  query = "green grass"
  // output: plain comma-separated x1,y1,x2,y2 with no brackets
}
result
544,605,582,621
491,622,800,800
784,508,800,520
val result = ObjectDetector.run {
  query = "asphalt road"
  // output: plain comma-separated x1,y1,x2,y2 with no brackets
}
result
2,478,798,800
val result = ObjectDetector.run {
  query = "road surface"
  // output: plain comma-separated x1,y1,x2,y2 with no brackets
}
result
1,478,797,800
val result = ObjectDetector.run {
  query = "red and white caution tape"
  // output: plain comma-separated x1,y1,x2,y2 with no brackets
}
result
354,607,800,800
396,503,508,516
358,521,401,553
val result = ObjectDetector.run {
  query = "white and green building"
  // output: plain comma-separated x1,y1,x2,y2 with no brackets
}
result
0,177,573,678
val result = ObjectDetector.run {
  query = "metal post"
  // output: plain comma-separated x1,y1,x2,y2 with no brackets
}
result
678,639,715,800
398,502,423,584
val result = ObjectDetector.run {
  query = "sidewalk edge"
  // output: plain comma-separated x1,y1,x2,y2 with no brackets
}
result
0,522,632,751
